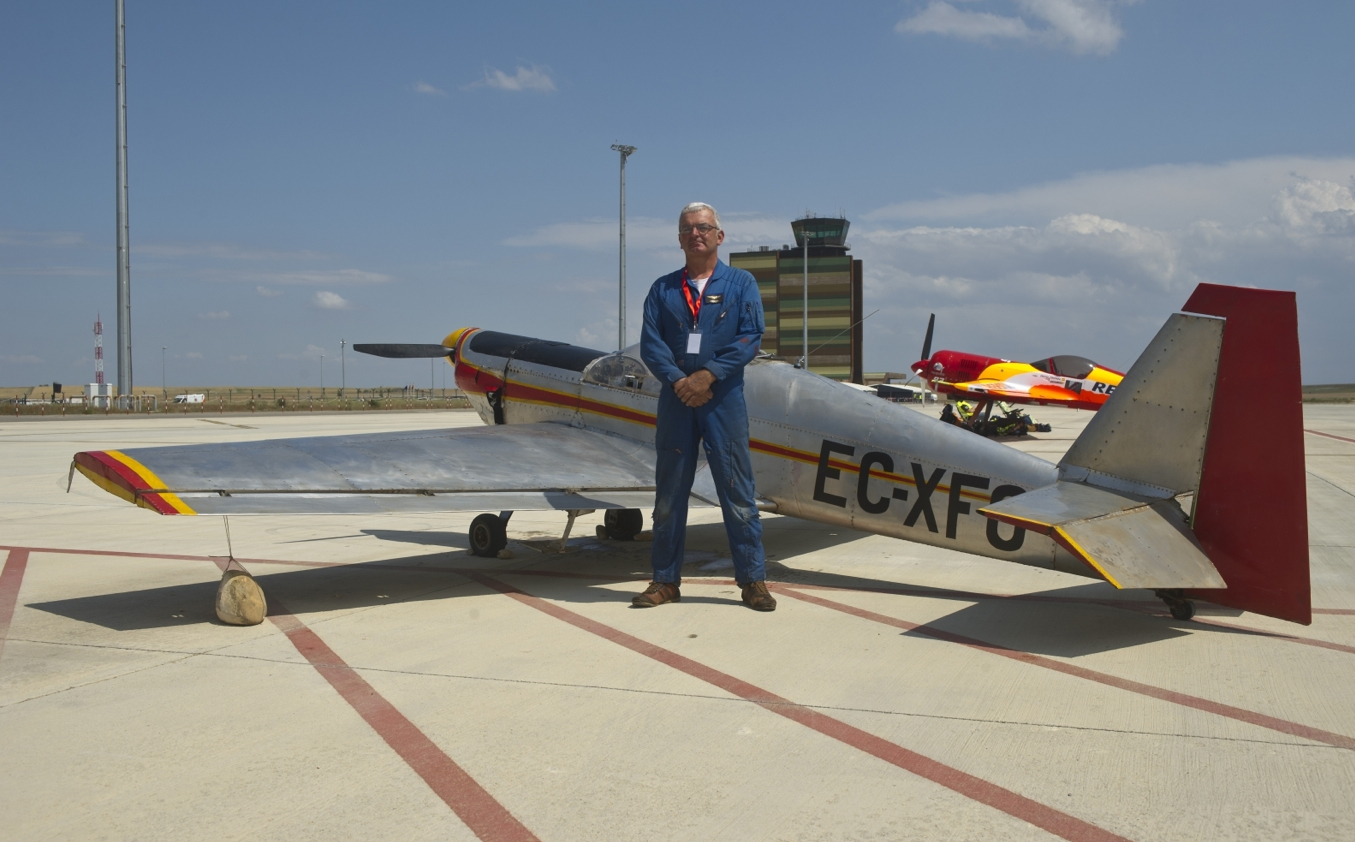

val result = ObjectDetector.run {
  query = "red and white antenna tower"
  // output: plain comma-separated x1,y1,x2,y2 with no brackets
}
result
94,314,105,385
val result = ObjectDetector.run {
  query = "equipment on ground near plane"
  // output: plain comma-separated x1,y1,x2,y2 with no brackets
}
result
911,313,1126,412
69,284,1311,625
941,400,1052,438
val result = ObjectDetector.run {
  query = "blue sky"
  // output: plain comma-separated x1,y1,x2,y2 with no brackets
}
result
2,0,1353,389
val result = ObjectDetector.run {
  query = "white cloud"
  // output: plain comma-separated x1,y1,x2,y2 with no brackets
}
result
413,81,446,96
0,230,85,246
467,64,556,93
897,0,1136,56
0,266,101,277
574,318,615,349
279,344,327,361
504,213,792,253
136,242,327,260
855,162,1355,380
312,290,353,310
1271,178,1355,236
228,355,248,362
0,354,43,364
256,285,283,297
184,351,205,360
867,156,1355,229
213,268,392,286
198,310,231,320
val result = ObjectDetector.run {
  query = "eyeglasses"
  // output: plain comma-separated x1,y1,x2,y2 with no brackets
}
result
679,224,720,236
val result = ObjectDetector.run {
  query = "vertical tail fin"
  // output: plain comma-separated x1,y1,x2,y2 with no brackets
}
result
1181,284,1310,624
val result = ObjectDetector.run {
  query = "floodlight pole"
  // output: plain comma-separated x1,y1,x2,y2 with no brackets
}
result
340,338,346,397
115,0,133,402
320,354,325,398
161,346,165,399
611,144,635,350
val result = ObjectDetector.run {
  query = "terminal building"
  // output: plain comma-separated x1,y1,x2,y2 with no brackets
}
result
728,216,863,383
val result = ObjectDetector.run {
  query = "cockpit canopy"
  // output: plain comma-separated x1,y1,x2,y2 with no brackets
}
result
581,347,661,395
1028,355,1096,379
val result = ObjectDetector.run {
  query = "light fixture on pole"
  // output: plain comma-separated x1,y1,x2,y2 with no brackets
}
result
340,338,346,398
611,143,636,350
320,353,325,398
161,346,166,399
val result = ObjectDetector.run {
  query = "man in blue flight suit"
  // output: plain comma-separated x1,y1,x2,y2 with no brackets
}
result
633,202,775,611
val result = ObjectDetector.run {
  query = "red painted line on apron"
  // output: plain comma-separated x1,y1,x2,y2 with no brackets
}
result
1185,617,1355,655
466,571,1133,842
1306,429,1355,445
0,549,32,669
776,585,1355,751
204,556,539,842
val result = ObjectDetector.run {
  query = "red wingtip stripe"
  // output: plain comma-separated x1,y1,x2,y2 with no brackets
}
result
75,450,147,492
72,451,184,515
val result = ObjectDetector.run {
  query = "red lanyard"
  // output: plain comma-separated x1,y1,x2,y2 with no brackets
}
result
681,268,708,325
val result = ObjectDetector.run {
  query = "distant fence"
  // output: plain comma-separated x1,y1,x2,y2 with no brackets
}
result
4,388,472,417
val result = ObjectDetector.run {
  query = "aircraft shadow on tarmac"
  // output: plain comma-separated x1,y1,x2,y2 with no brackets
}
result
28,519,1274,659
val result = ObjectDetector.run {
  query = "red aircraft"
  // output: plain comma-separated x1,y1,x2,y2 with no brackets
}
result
910,314,1125,412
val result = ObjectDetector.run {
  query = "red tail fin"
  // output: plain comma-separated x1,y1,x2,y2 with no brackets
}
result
1182,284,1310,624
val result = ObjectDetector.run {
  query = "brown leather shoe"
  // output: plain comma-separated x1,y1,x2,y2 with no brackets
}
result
741,581,777,611
632,581,681,607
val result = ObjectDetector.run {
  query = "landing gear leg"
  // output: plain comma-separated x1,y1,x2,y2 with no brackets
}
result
553,508,595,552
469,513,510,558
1155,589,1196,621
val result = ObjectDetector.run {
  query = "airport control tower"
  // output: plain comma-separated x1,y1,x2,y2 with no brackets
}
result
729,216,863,382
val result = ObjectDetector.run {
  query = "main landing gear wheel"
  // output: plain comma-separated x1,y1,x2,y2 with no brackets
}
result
469,513,509,557
604,508,644,541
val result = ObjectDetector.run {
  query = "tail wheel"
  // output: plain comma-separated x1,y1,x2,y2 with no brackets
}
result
469,513,508,557
1169,600,1196,621
1156,589,1196,622
604,508,644,541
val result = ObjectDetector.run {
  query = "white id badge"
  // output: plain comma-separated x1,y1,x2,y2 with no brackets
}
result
686,333,702,354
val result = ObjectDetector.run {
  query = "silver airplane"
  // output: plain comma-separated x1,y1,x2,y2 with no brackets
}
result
71,282,1311,625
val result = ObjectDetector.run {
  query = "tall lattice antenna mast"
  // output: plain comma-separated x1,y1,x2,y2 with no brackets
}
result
94,314,105,385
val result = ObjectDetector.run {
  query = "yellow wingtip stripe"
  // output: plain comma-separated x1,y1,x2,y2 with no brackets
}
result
75,461,138,505
104,451,196,515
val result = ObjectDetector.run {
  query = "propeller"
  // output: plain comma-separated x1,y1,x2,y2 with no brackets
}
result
353,344,453,359
896,313,937,405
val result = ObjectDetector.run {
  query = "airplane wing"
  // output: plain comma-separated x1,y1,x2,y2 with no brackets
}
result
72,422,705,516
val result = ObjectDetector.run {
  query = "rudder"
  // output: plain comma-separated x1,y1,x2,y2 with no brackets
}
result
1181,284,1311,624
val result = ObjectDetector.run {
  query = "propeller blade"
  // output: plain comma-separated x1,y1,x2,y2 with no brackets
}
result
353,343,452,359
921,313,935,362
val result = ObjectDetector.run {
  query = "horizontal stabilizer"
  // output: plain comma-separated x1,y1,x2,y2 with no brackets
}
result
981,481,1225,589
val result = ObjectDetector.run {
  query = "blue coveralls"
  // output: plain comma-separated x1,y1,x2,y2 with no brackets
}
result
639,260,767,585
